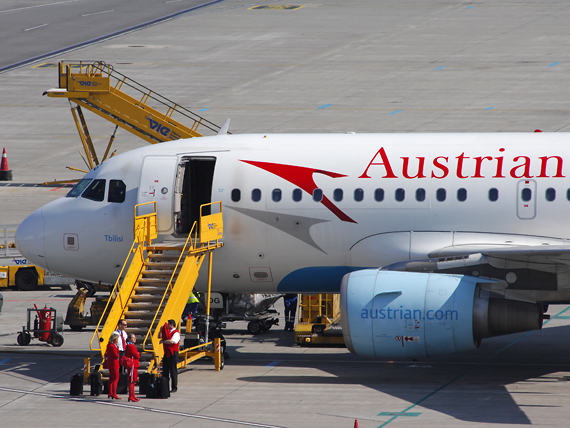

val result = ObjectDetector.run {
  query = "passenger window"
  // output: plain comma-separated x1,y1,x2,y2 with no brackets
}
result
292,188,302,202
489,188,499,202
231,189,241,202
436,188,446,202
333,188,343,202
546,188,556,201
66,179,92,198
252,188,261,202
313,188,323,202
374,188,384,202
457,188,467,202
395,188,405,202
272,189,282,202
521,188,532,202
81,179,106,202
354,188,364,202
108,180,126,203
416,188,426,202
567,188,570,201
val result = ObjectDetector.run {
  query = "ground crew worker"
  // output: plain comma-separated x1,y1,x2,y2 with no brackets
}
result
283,294,298,331
158,319,180,393
182,291,200,323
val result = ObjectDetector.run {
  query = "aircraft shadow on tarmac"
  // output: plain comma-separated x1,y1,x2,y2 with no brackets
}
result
230,324,570,425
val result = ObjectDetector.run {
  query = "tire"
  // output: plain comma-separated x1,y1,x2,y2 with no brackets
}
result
16,268,38,291
247,321,262,335
219,352,225,370
69,325,85,332
17,332,31,346
51,333,64,347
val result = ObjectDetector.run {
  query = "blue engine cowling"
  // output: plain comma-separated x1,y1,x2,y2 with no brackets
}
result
340,270,544,359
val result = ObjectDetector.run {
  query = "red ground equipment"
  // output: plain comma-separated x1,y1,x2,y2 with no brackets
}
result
17,305,64,347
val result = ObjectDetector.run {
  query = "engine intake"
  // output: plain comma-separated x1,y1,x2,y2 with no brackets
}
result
340,270,544,359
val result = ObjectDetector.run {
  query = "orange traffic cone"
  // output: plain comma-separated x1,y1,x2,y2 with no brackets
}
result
354,420,359,428
0,148,12,181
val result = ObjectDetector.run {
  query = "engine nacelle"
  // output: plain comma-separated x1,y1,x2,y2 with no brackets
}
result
340,270,544,359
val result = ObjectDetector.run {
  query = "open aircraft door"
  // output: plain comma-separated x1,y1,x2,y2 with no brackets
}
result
138,156,178,234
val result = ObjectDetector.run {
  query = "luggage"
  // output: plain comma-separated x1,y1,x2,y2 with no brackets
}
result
117,373,128,395
70,373,83,396
139,372,155,396
183,333,203,350
155,376,170,399
89,372,102,396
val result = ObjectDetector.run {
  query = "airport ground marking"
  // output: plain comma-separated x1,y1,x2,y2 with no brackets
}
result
376,304,570,428
265,360,281,367
485,106,494,110
548,62,560,67
0,358,11,366
317,104,332,110
0,386,287,428
388,110,402,115
435,66,445,70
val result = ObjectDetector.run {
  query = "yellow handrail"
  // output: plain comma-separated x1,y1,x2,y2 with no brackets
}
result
142,219,198,352
89,202,156,351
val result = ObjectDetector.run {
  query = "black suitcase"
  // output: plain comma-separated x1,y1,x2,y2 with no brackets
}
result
89,372,102,396
70,373,83,396
117,373,128,394
139,373,155,396
155,376,170,399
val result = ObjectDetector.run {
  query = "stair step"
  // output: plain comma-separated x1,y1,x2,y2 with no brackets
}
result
144,262,178,269
135,286,169,294
124,311,162,320
128,302,163,311
130,295,163,303
122,319,153,328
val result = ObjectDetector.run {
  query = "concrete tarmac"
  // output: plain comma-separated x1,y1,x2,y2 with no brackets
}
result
1,0,570,427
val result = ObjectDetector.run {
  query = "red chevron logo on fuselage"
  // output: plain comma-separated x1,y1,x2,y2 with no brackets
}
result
239,160,357,223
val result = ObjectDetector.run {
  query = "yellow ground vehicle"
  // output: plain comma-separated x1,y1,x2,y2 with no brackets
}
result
0,265,45,291
1,225,45,290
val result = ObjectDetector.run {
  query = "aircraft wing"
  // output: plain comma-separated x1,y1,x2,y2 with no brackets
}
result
429,244,570,265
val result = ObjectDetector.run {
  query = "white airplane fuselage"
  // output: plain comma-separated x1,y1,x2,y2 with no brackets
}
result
16,132,570,298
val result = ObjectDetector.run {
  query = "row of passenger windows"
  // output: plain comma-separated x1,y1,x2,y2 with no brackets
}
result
66,179,126,203
231,187,564,203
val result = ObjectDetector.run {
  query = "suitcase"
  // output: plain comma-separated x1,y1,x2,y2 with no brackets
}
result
70,373,83,396
155,376,170,399
183,333,202,350
139,372,155,396
117,373,128,395
89,372,102,396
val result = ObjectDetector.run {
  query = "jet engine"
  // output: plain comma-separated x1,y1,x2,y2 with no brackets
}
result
340,270,545,359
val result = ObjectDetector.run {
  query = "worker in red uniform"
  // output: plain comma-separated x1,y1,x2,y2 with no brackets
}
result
125,333,140,402
106,332,121,399
158,319,180,393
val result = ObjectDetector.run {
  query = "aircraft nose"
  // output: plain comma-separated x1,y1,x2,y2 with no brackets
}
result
15,208,47,269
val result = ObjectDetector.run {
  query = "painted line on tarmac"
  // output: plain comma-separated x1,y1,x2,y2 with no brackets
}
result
0,0,232,74
0,386,287,428
375,305,570,428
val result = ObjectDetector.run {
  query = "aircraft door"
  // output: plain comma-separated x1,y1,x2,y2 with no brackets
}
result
139,156,178,234
177,157,216,234
517,179,536,220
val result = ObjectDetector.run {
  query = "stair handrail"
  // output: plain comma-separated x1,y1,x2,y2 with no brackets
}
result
89,202,157,351
85,61,224,135
142,219,199,352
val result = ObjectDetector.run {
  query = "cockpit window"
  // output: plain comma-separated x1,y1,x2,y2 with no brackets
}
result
108,180,126,203
66,179,93,198
81,179,106,202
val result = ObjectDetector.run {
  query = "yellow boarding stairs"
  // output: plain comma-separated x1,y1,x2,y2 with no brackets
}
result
89,201,224,377
294,294,345,347
45,61,224,171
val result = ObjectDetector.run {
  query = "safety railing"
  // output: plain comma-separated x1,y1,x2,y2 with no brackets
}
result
89,202,157,352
